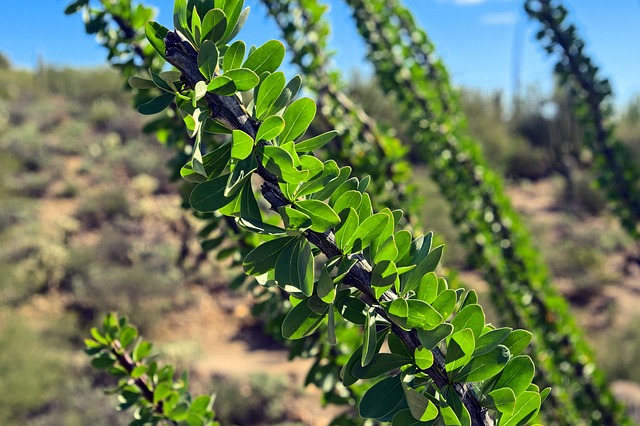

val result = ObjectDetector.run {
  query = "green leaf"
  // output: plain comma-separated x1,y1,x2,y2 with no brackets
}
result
493,355,535,396
432,289,457,320
474,327,511,356
500,391,541,426
414,346,434,370
275,237,314,297
333,190,363,215
342,344,365,387
445,328,475,374
402,245,444,295
190,174,237,212
441,387,471,426
218,0,244,44
198,40,219,80
243,236,296,276
416,272,438,304
374,236,398,264
371,260,397,294
154,382,172,404
206,75,236,95
128,76,156,90
392,409,431,426
273,74,302,112
201,8,226,44
173,0,188,35
258,145,308,184
119,326,137,348
317,266,335,303
417,323,454,350
256,71,285,119
451,304,485,339
335,208,359,253
137,93,174,115
295,130,339,153
482,388,516,414
362,308,378,367
299,155,324,179
223,40,245,71
256,115,285,142
295,199,340,232
90,354,115,369
281,97,316,143
358,376,406,421
240,182,261,221
279,206,311,231
311,165,352,201
237,217,286,235
242,39,285,76
348,213,390,254
180,141,231,182
403,385,438,422
231,129,254,160
132,340,152,362
352,353,411,379
223,68,259,91
406,300,443,331
502,330,533,356
357,192,373,221
190,6,203,46
388,298,409,329
336,292,366,325
281,297,326,339
394,230,413,264
64,0,88,15
453,345,510,383
145,21,169,58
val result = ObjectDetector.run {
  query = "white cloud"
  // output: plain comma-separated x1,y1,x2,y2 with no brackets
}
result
481,11,518,26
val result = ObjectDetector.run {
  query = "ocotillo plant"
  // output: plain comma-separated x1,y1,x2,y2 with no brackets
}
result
66,0,397,412
343,0,629,424
82,0,547,424
525,0,640,240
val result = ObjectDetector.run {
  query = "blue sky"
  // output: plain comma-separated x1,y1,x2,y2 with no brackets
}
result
1,1,639,108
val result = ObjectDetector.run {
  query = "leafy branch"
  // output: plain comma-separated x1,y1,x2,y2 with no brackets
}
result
525,0,640,240
343,0,629,423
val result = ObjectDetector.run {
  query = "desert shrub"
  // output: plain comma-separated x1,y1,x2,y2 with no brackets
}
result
0,227,69,304
27,375,130,426
9,171,50,198
52,119,90,155
212,374,299,425
571,172,608,216
412,167,468,269
597,317,640,384
37,66,129,106
505,143,551,180
89,98,120,131
460,89,515,173
0,318,67,425
2,123,52,171
74,187,130,229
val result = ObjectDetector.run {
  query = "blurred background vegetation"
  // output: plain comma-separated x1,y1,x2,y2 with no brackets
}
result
1,50,639,423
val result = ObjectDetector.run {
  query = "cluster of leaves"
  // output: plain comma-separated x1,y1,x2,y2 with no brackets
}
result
261,0,415,220
342,0,629,424
64,0,163,80
86,313,219,425
117,0,548,424
525,0,640,240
